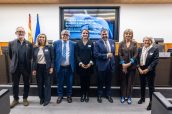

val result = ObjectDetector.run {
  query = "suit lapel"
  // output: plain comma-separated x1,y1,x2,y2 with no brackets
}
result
59,40,62,55
100,39,107,52
69,41,72,54
25,41,28,58
15,40,19,56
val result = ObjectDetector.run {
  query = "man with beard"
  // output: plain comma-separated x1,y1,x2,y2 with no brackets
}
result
94,29,115,103
9,26,33,108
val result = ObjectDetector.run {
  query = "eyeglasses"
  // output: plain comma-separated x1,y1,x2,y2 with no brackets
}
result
63,34,69,36
16,31,25,33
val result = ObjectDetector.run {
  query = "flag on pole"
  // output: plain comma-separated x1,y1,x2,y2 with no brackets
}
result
34,14,40,44
28,14,33,43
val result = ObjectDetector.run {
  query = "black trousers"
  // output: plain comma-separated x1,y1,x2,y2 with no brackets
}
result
36,64,52,102
120,69,136,97
97,69,112,97
79,68,91,96
139,66,155,102
12,68,30,100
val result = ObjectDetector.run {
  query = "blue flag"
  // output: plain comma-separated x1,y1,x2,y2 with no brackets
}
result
34,14,40,44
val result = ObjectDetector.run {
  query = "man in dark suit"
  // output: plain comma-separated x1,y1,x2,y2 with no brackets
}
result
54,30,75,104
8,26,33,108
94,29,115,103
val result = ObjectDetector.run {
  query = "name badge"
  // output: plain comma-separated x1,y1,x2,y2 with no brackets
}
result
88,45,91,48
45,49,49,52
150,52,153,55
112,44,114,47
26,44,29,47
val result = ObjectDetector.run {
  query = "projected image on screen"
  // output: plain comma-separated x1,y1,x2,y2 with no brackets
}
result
61,7,119,40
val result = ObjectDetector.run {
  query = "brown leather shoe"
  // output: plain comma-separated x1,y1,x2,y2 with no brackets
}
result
23,99,29,106
10,100,19,108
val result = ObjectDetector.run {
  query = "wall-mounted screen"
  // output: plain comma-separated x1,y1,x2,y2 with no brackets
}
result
60,7,120,41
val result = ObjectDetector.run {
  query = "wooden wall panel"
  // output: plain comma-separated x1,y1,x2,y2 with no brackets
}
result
1,42,172,52
0,42,8,47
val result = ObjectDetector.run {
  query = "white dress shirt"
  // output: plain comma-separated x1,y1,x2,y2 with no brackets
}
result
61,40,70,66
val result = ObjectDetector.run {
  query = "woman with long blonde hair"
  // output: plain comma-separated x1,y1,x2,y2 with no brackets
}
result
32,33,54,106
118,29,138,104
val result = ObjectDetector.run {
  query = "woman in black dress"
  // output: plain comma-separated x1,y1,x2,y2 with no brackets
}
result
75,29,94,102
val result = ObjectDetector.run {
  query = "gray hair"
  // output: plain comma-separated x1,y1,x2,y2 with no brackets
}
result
61,29,70,36
143,36,153,44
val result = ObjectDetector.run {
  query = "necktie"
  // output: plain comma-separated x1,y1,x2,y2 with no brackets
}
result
105,41,110,52
63,42,66,63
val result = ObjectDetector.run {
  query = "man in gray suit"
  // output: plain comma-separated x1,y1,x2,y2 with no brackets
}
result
9,26,33,108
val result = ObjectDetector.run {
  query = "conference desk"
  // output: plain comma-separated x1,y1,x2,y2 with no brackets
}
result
0,52,172,87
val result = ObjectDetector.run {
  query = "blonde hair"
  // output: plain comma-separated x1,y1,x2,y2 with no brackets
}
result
123,29,133,41
35,33,48,47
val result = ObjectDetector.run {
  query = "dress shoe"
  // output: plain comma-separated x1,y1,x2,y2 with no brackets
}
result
56,97,62,104
10,100,19,108
43,101,49,106
85,95,89,103
67,96,72,103
23,99,29,106
138,98,145,104
106,96,113,103
97,96,102,103
147,102,152,110
127,97,132,104
120,97,125,103
40,99,44,105
80,95,85,102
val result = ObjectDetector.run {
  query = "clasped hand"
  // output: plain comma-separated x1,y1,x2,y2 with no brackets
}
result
80,63,91,69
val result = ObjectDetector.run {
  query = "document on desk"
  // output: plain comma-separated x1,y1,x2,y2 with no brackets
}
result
159,52,171,57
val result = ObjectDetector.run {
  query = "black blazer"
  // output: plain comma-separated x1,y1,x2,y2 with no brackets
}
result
75,40,94,74
8,39,33,74
137,46,159,72
75,40,94,65
32,45,54,70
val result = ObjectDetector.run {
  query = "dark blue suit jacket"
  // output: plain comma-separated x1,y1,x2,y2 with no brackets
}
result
137,46,159,72
32,45,54,70
54,40,75,73
94,39,115,71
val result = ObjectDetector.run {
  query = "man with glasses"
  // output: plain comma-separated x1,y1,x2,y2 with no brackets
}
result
9,26,33,108
94,29,115,103
54,29,75,104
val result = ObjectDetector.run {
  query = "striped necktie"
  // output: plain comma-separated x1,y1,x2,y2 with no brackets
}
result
105,41,110,52
63,42,66,62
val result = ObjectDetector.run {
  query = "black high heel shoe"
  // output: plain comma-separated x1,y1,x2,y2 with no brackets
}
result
80,95,85,102
147,102,152,110
40,99,44,105
85,95,89,102
138,98,145,104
